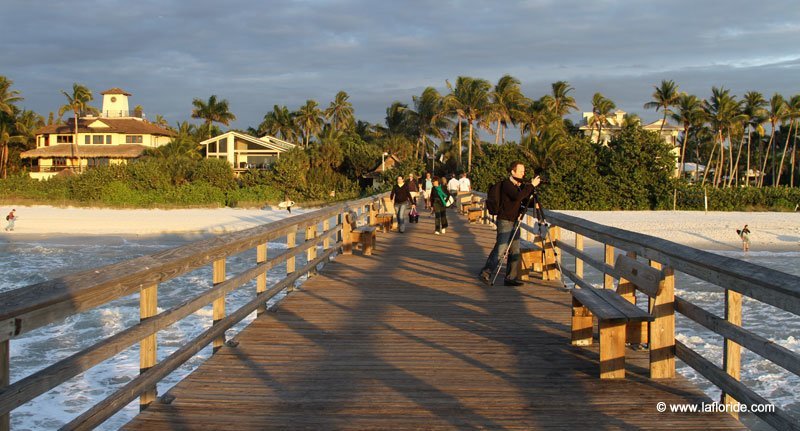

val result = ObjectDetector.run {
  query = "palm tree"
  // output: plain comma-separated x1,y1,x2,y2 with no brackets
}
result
404,87,449,161
444,76,490,172
775,94,800,186
589,93,616,144
58,83,98,172
739,91,767,186
324,91,355,132
759,94,788,187
294,100,325,147
644,80,680,132
702,87,744,187
0,77,22,116
153,114,171,129
489,75,527,144
260,105,298,142
191,95,237,139
543,81,578,118
671,93,706,180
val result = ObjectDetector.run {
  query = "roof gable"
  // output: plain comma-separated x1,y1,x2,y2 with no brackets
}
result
200,131,297,151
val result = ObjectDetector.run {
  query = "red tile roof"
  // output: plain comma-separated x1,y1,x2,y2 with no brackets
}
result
100,88,132,96
35,118,176,137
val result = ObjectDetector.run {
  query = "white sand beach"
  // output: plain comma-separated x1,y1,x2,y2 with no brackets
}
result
1,205,799,250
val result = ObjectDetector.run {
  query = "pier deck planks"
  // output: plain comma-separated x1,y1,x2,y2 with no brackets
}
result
124,210,744,430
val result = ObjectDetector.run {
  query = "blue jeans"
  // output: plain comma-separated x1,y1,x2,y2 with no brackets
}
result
482,218,521,280
395,203,409,233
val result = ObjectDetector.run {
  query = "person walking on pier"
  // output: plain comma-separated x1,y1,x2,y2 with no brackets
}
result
422,172,433,210
479,162,540,286
390,175,415,233
738,224,751,252
431,177,449,235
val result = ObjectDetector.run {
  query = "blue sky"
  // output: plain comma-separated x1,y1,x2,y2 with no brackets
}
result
3,0,800,132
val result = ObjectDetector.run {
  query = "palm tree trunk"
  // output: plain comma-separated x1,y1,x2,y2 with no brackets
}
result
776,119,795,186
730,129,746,188
73,112,82,173
758,127,775,187
791,133,797,187
701,138,718,186
660,112,667,133
0,143,7,179
457,117,462,171
745,128,751,187
468,120,473,173
679,125,690,179
495,120,501,145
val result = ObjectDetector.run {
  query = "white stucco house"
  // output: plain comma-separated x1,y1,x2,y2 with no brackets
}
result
199,131,296,173
21,88,175,180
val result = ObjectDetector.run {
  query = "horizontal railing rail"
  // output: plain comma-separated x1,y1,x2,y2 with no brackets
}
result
0,193,387,430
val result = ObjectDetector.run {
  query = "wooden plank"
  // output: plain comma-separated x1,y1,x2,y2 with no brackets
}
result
139,284,158,410
574,234,584,279
604,244,614,289
592,289,652,321
722,289,743,416
256,243,267,316
599,320,626,379
1,340,7,431
570,289,627,321
614,254,662,298
650,266,675,379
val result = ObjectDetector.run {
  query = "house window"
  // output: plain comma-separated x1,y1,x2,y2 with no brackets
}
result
85,136,91,145
88,158,110,167
93,135,105,145
53,157,67,166
218,138,227,153
125,135,143,144
56,135,73,144
208,141,217,153
106,135,112,145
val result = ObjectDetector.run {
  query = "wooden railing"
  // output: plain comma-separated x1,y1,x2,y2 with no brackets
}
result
0,193,387,431
536,210,798,430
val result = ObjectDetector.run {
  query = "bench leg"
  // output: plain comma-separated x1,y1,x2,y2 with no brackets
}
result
362,233,374,256
599,320,626,379
571,298,593,346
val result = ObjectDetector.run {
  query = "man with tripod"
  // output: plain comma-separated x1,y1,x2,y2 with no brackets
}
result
479,161,541,286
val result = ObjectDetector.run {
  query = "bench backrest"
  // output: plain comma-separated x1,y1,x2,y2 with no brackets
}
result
381,196,395,214
614,255,663,298
345,211,359,230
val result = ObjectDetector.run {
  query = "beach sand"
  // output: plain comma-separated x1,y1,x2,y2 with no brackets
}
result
1,205,799,251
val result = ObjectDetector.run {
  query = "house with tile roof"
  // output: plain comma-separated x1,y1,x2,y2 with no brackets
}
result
199,131,297,173
21,88,175,179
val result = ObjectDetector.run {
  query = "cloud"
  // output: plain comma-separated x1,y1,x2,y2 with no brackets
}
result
3,0,800,130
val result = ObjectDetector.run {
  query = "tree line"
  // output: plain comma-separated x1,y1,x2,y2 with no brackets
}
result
2,74,800,205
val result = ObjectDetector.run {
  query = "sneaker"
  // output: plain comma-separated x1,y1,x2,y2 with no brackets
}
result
441,228,446,234
434,231,441,235
479,271,491,286
503,278,524,287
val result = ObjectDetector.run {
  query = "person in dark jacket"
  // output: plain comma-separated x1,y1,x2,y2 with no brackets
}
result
390,175,415,233
430,176,449,235
479,161,541,286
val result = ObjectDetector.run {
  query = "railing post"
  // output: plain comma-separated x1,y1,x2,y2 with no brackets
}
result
322,218,331,251
650,265,675,378
575,233,584,279
306,224,317,277
286,227,297,290
369,203,377,227
618,252,648,344
256,242,268,316
341,212,353,255
604,244,615,289
139,283,158,410
721,288,743,417
212,258,226,353
1,339,8,431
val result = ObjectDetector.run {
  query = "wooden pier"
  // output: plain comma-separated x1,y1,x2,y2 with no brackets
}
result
2,193,798,430
123,211,741,430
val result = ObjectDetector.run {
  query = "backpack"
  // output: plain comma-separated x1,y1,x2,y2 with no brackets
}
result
485,181,503,215
5,214,10,221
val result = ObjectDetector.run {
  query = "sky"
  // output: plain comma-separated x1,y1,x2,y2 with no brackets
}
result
3,0,800,133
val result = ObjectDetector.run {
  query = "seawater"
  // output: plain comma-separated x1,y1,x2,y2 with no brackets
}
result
1,238,798,429
0,235,304,430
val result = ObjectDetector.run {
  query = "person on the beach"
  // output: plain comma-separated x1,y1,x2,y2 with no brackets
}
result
739,224,751,252
430,177,449,235
4,209,17,232
479,161,541,286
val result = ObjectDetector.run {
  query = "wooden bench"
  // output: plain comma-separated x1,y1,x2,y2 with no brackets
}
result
571,255,674,379
369,202,393,233
344,212,377,256
517,243,543,280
